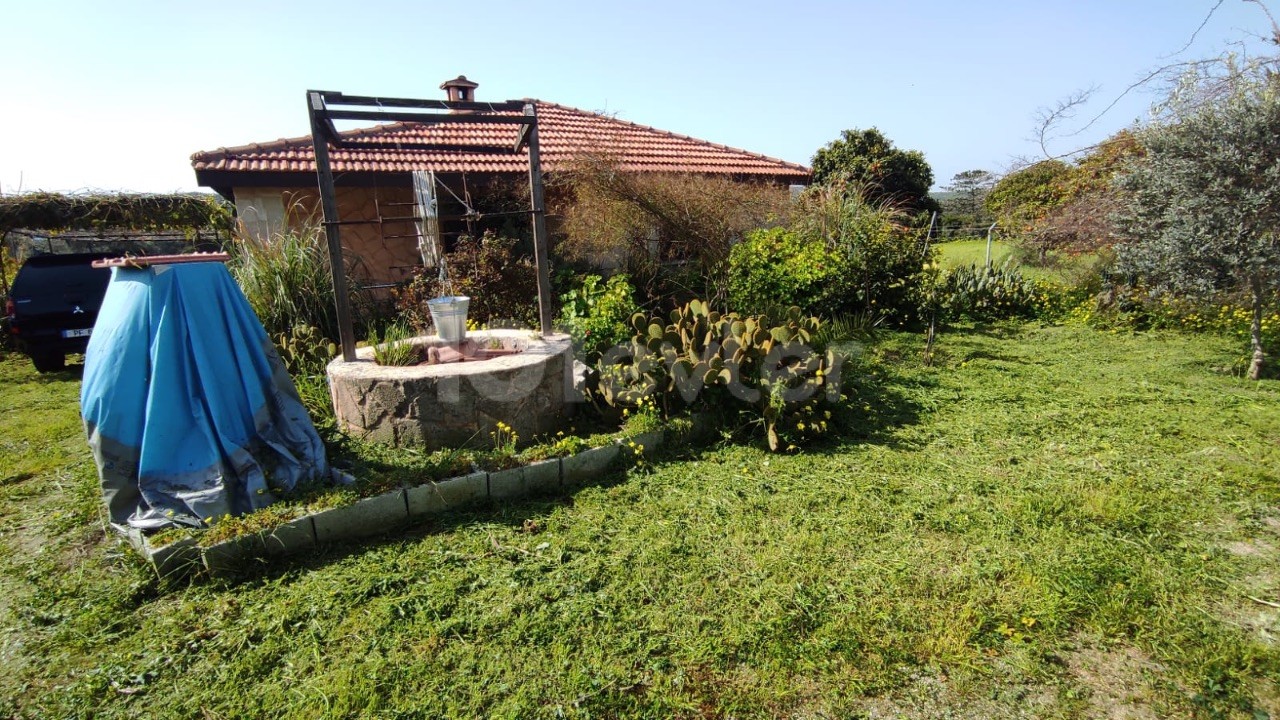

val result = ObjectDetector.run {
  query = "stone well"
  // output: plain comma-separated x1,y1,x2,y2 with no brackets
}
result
327,330,575,449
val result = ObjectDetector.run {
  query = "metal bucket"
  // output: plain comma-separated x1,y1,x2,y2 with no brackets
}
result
427,295,470,343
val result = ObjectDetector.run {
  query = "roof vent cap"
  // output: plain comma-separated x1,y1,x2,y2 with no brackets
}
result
440,75,478,103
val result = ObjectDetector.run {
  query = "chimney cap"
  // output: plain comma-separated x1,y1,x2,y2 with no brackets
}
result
440,75,479,90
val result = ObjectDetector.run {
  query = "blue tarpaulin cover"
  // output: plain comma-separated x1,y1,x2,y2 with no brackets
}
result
81,262,333,530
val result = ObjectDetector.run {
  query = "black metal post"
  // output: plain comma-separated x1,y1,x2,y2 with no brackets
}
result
524,104,554,336
308,91,358,361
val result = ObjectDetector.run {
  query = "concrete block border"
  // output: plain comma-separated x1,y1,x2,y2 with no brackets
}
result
124,427,667,578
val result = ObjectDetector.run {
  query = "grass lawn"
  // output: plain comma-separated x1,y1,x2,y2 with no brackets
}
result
1,322,1278,718
936,237,1021,270
935,239,1099,284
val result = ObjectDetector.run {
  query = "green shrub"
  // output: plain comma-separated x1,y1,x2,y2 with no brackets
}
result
728,186,933,325
596,299,844,451
395,231,539,329
728,228,844,316
556,273,641,361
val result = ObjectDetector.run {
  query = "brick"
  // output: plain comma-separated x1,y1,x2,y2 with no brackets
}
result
202,535,260,578
146,537,202,579
260,516,316,556
626,429,665,458
487,465,525,500
202,514,318,577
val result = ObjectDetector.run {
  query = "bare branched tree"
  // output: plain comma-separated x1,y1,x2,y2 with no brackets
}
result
1033,0,1280,160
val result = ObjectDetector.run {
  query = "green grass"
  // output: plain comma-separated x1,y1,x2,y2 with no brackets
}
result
936,237,1021,269
1,323,1278,719
936,238,1099,284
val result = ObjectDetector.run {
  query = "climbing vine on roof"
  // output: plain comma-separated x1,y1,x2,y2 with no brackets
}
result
0,192,233,234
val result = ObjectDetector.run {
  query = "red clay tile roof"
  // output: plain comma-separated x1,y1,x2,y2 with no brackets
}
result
190,101,810,181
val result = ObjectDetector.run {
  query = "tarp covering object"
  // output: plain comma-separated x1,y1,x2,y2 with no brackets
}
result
81,262,334,530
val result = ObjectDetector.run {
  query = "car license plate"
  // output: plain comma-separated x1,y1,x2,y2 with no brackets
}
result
62,328,92,338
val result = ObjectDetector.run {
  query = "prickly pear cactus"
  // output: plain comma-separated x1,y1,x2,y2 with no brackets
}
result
275,324,338,376
598,300,846,451
942,262,1038,320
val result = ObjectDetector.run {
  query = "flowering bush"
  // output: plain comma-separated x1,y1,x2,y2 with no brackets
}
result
1026,279,1094,320
1064,288,1280,352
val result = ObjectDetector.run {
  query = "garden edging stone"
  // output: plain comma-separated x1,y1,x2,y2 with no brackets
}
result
406,471,487,516
312,489,409,544
128,428,663,577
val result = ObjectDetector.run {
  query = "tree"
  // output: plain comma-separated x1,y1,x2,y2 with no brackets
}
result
1114,73,1280,379
984,160,1073,234
941,169,996,224
1020,132,1145,260
985,134,1144,262
810,128,938,215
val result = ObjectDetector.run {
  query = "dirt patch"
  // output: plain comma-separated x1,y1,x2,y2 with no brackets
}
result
1224,511,1279,558
56,524,106,571
854,670,1056,719
842,642,1175,719
1225,539,1275,558
1251,677,1280,718
1219,511,1280,647
1062,642,1166,720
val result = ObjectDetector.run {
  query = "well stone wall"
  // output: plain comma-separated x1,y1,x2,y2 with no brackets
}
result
327,330,574,449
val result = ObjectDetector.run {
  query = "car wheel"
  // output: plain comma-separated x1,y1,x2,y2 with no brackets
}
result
31,352,66,373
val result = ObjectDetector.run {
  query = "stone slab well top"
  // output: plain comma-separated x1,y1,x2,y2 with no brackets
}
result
327,330,572,380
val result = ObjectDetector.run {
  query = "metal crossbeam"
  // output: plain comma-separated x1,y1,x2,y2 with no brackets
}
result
331,141,514,154
325,109,531,125
318,92,525,113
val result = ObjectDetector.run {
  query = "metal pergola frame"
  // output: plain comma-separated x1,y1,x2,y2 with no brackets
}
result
306,90,554,361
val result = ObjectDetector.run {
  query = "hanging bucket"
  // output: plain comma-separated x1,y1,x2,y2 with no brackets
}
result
427,296,470,343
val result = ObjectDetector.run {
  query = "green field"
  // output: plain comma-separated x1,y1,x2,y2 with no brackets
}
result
936,237,1021,269
935,239,1098,284
1,323,1278,718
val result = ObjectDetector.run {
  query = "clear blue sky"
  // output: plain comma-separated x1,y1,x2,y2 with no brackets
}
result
1,0,1274,194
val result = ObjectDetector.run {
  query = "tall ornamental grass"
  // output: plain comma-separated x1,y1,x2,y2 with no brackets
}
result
229,223,361,343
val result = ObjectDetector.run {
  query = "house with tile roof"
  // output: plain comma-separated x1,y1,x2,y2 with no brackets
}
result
191,76,810,284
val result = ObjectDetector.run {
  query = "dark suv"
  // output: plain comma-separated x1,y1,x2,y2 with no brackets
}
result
5,253,113,372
